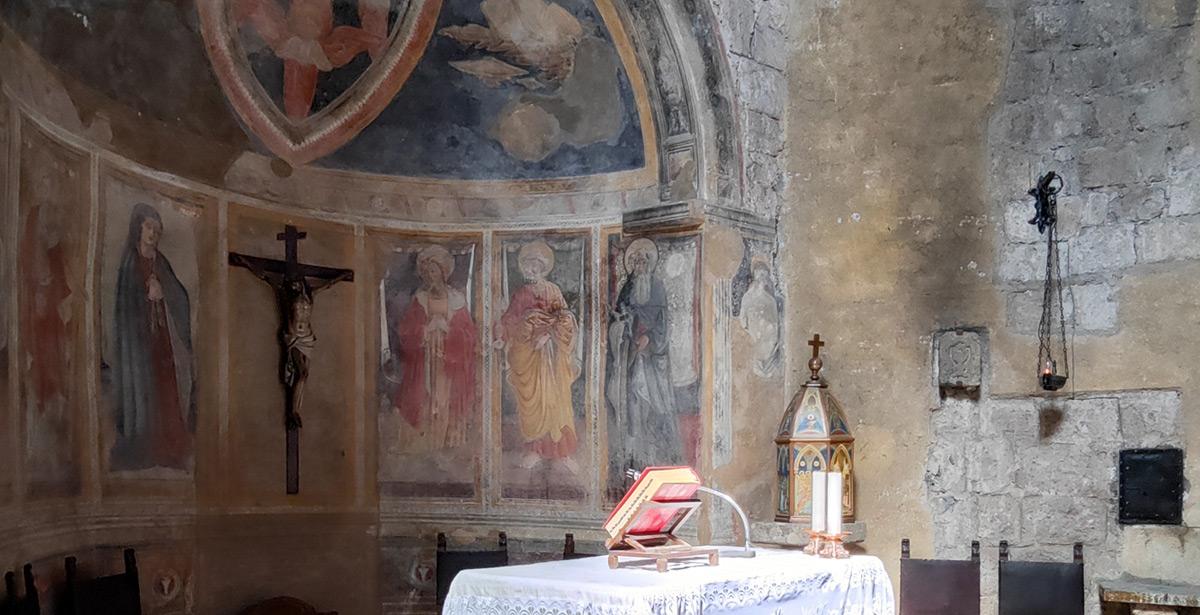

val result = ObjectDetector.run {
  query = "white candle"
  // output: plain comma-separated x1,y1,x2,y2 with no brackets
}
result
810,471,827,532
826,472,843,536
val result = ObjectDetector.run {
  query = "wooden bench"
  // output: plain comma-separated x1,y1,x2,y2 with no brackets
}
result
1100,577,1200,615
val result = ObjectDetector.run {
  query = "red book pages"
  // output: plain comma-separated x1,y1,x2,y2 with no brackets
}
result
604,467,702,540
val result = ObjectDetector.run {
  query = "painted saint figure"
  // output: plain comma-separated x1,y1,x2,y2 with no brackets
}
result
21,196,76,482
607,238,681,470
391,245,478,450
111,204,195,471
739,257,781,377
499,241,580,469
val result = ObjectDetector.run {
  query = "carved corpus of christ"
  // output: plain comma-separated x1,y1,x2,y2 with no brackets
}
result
229,225,353,494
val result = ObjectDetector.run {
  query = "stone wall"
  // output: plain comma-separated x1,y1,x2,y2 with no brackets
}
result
927,390,1184,613
708,0,791,219
991,0,1200,341
783,0,1199,612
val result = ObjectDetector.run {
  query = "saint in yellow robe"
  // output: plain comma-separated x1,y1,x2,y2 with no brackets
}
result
500,279,580,458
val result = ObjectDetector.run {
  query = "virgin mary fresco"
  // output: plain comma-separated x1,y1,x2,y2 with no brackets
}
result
110,203,195,472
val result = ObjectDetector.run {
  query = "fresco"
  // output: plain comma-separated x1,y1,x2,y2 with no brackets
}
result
129,544,194,615
377,234,483,499
249,0,646,178
604,233,700,501
18,124,86,498
379,537,437,614
1,0,647,180
98,173,203,478
732,240,782,378
494,233,589,501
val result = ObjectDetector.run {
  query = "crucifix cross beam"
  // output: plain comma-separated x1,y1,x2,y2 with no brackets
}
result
807,334,826,381
228,225,354,495
808,334,825,360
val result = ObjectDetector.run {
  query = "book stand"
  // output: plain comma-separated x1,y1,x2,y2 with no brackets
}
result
604,468,720,573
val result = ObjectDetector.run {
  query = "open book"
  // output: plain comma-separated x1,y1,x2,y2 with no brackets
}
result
603,466,702,549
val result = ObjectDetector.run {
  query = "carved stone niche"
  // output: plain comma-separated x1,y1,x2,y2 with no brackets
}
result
934,329,985,399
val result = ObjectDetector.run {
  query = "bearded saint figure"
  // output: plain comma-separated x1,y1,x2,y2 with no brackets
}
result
499,241,580,470
607,238,681,473
391,245,478,451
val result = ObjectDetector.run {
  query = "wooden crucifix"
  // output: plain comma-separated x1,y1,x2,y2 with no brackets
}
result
229,225,354,494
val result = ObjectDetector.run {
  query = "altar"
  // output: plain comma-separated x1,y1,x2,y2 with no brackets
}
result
442,547,894,615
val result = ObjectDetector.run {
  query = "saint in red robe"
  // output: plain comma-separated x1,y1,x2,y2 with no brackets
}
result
20,206,72,413
391,288,478,450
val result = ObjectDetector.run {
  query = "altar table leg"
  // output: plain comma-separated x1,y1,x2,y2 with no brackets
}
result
608,554,618,569
656,557,667,573
708,552,719,566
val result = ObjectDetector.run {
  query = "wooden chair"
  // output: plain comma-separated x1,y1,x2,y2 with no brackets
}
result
899,539,981,615
562,533,592,560
1,565,39,615
62,549,141,615
238,596,337,615
998,541,1084,615
435,532,509,607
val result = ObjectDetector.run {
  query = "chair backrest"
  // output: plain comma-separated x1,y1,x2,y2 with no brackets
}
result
900,539,981,615
64,549,141,615
562,533,591,560
238,596,337,615
998,542,1084,615
1,564,41,615
435,532,509,606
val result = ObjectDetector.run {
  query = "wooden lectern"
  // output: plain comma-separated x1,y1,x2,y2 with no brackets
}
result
603,466,719,572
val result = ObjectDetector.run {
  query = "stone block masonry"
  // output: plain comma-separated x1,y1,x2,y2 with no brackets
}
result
708,0,790,219
926,390,1183,615
989,0,1200,341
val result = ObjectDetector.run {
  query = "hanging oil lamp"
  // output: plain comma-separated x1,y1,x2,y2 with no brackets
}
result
1028,171,1069,391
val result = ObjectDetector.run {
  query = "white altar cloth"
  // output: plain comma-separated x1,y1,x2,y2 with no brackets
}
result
443,547,895,615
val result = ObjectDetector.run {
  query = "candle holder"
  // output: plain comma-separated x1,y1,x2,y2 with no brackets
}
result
802,530,824,556
818,532,851,559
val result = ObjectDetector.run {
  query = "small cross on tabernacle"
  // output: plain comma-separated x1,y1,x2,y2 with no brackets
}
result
808,334,825,360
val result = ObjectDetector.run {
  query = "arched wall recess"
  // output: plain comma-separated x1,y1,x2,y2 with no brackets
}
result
0,1,786,604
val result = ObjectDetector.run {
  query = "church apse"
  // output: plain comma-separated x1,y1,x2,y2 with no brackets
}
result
0,0,775,609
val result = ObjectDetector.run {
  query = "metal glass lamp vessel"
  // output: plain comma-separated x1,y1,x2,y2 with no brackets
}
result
774,335,856,524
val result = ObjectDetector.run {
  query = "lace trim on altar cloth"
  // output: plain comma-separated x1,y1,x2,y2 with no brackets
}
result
443,564,895,615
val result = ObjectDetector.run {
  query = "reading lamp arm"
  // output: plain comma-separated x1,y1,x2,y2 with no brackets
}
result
696,486,756,557
623,470,755,558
